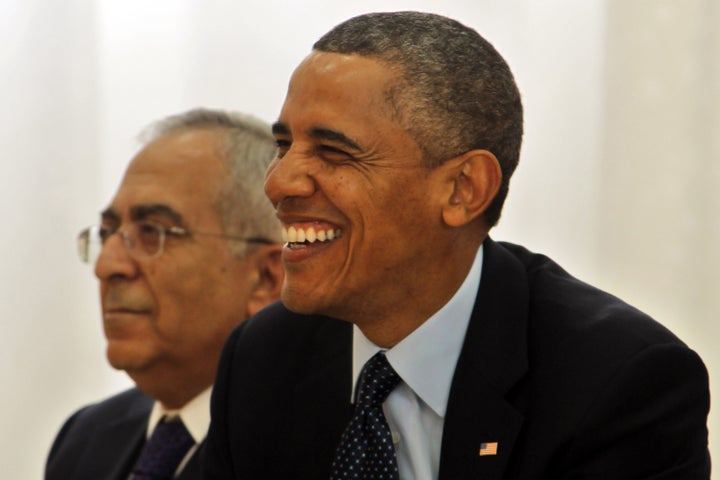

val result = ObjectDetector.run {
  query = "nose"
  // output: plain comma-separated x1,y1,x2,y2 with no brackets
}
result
264,150,317,206
94,231,140,282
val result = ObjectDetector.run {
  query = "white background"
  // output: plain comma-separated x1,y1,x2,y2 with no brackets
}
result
1,0,717,476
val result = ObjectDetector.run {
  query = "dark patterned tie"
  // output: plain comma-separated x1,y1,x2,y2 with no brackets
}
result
130,416,195,480
330,351,402,480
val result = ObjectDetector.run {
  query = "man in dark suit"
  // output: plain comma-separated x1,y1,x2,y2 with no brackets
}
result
204,12,711,479
46,108,284,480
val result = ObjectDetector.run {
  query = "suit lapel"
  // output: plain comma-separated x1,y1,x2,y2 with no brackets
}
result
77,394,205,480
439,238,529,480
177,440,205,480
288,317,353,477
74,393,151,480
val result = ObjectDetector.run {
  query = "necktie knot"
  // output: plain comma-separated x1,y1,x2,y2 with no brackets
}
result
330,351,401,480
356,351,401,408
130,416,194,480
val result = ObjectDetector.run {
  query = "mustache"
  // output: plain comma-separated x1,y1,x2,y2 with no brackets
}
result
102,288,153,312
276,198,339,220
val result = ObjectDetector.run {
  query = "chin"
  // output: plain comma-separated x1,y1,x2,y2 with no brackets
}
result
106,344,144,372
281,287,323,315
281,296,314,315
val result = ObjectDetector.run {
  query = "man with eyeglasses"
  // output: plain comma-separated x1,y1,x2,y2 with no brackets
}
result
45,108,284,480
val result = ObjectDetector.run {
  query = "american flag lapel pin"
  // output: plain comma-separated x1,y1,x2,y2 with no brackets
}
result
479,441,499,456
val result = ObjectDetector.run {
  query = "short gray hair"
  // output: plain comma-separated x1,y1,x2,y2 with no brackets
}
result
140,108,280,255
314,11,523,227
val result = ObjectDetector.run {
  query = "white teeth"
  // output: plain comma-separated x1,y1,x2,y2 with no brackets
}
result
287,226,297,242
281,226,341,244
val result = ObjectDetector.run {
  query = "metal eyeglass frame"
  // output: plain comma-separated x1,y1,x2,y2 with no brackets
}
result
77,219,274,263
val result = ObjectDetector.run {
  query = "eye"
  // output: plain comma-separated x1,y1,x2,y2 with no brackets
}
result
134,221,163,251
318,144,354,163
275,138,291,158
97,224,115,243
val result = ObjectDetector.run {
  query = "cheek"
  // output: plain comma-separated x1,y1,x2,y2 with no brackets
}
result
188,260,254,315
148,267,207,332
366,189,430,235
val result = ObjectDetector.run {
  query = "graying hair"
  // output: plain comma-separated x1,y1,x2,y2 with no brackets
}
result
313,11,524,227
140,108,280,255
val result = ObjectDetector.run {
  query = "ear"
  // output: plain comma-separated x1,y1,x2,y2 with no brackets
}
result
246,245,284,317
441,150,502,228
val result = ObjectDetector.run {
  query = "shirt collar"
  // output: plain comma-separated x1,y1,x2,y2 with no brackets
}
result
147,386,212,443
352,244,483,417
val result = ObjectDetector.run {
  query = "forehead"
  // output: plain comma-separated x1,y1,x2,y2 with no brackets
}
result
108,128,227,221
279,51,400,132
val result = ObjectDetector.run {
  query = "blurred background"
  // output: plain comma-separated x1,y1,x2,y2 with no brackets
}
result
1,0,717,476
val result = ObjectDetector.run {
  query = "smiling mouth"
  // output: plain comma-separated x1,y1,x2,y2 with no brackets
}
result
282,225,342,249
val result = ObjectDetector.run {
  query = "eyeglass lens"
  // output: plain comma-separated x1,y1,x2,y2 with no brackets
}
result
78,226,103,264
77,221,165,264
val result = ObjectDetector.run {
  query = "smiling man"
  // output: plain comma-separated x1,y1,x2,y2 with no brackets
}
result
204,12,710,480
46,108,284,480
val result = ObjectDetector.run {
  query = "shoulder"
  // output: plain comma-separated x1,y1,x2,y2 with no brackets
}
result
482,240,710,475
223,300,350,364
61,388,152,427
46,388,151,477
50,388,151,444
207,301,353,477
492,239,683,347
484,238,706,410
216,301,351,396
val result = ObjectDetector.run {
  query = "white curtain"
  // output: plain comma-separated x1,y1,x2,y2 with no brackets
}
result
1,0,716,476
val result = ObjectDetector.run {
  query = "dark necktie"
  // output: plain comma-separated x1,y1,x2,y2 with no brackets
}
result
330,351,402,480
129,416,195,480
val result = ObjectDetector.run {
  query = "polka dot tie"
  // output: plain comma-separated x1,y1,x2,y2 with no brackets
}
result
129,416,194,480
330,351,401,480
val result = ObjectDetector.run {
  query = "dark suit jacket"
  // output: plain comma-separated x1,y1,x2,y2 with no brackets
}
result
46,388,204,480
204,239,710,479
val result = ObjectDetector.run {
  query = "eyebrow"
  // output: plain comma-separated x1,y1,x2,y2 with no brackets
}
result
271,122,289,136
272,122,363,153
100,208,120,223
309,127,363,152
100,204,184,225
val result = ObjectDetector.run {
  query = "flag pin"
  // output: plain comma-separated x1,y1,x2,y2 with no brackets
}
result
479,441,499,456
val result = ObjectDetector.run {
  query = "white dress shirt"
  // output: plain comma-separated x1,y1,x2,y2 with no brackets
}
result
352,245,483,480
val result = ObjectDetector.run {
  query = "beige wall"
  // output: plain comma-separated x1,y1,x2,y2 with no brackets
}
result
600,0,719,456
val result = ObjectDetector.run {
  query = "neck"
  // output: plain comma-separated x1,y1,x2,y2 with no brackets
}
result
354,237,481,348
131,373,211,410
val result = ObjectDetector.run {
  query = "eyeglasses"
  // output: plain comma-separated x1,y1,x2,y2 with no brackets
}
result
77,220,275,264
